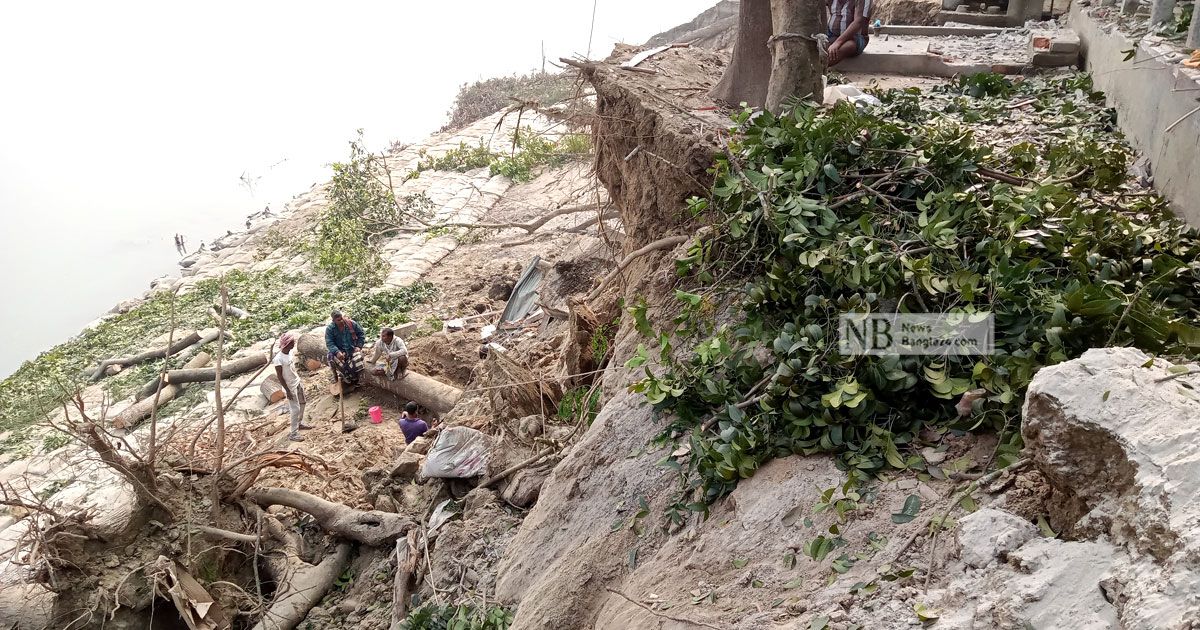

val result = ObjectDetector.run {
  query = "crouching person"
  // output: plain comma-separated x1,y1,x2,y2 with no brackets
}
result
275,332,313,442
372,327,409,381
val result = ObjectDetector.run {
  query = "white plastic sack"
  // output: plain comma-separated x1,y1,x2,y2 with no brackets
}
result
823,84,882,110
421,426,490,479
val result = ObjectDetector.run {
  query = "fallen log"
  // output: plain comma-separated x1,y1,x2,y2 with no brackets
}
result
295,331,463,415
90,331,202,381
251,543,351,630
161,354,269,387
115,353,211,429
176,329,223,362
245,487,413,546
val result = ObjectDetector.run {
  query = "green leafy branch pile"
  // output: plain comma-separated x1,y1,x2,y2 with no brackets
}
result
0,268,436,441
409,129,591,184
632,73,1200,510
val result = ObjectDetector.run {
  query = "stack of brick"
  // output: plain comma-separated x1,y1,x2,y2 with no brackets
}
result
1029,29,1081,67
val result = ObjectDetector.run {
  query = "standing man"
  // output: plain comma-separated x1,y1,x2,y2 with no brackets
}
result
827,0,872,66
371,327,409,381
325,310,365,386
274,332,312,442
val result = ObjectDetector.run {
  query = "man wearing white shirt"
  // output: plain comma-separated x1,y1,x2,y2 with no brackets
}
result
371,327,409,381
274,332,312,442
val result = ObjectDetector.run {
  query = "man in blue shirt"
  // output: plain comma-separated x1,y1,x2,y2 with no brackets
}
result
325,310,365,386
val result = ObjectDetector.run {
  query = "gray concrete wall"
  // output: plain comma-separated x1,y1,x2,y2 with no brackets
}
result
1072,2,1200,224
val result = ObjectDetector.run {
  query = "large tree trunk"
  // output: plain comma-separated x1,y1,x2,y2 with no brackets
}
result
114,352,211,429
295,331,463,415
709,0,774,108
90,331,203,381
251,543,351,630
765,0,826,112
246,487,413,546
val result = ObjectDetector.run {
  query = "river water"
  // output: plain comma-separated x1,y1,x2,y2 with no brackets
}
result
0,0,715,378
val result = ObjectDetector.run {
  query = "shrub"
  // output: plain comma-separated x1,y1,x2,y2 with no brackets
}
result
311,132,434,282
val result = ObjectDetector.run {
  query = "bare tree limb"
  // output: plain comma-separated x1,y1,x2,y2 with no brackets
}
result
210,282,229,522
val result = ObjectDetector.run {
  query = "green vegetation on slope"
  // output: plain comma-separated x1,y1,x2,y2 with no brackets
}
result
397,603,513,630
412,129,592,184
631,74,1200,517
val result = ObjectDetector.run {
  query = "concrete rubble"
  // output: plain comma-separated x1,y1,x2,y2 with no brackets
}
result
920,348,1200,628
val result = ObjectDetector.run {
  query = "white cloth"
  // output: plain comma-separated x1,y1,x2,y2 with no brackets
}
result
273,349,301,390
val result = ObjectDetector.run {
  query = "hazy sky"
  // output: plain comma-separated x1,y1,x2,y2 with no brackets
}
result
0,0,716,378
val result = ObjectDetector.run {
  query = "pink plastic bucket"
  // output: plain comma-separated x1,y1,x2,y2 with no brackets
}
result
369,406,383,424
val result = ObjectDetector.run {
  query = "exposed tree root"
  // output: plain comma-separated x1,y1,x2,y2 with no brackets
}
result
251,543,352,630
586,234,691,302
246,487,413,546
390,531,421,628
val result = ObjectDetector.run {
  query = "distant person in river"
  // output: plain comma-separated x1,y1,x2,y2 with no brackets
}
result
827,0,872,66
397,401,428,444
371,327,409,381
274,332,313,442
325,310,365,386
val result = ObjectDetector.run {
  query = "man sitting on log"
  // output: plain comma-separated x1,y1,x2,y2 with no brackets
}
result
274,332,313,442
325,310,365,387
371,327,409,381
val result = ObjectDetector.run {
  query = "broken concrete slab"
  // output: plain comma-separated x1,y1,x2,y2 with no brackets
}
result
1023,347,1200,564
